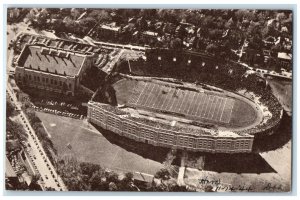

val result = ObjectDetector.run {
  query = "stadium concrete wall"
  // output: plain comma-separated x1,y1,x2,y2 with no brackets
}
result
87,101,255,153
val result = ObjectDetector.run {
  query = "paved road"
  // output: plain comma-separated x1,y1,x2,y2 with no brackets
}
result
7,85,67,191
6,23,67,191
83,36,147,51
7,80,67,191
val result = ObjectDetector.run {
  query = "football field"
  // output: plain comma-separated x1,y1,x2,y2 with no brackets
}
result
127,81,235,124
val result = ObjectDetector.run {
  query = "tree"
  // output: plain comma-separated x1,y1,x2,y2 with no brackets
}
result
108,182,118,191
225,17,235,29
119,172,134,191
154,168,171,181
88,9,111,23
51,19,65,33
70,8,80,20
89,170,107,191
80,162,101,177
201,15,215,28
29,174,42,191
140,9,157,20
6,99,16,117
157,9,178,24
206,43,218,55
6,118,27,142
78,17,97,36
170,38,182,50
169,184,188,192
276,12,287,22
235,10,255,21
106,171,119,183
35,9,49,29
64,17,76,33
25,11,36,24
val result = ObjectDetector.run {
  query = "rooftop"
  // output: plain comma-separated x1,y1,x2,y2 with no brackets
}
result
100,24,121,32
143,31,158,37
18,45,90,77
278,52,292,60
5,156,17,178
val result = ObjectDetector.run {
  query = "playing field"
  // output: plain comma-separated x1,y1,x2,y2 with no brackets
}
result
128,81,234,123
113,79,259,128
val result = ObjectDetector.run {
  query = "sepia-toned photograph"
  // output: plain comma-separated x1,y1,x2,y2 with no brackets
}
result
5,7,293,192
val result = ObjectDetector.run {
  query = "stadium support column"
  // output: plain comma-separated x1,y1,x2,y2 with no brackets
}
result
128,60,132,73
177,151,187,186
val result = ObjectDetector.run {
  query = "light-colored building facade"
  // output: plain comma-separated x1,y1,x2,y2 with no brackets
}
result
277,52,292,71
87,101,255,153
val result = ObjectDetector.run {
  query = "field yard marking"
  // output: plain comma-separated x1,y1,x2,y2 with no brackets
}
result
225,100,235,123
205,95,216,119
211,97,222,120
160,87,173,110
166,90,177,111
203,95,212,119
132,82,146,104
214,97,225,121
202,95,212,118
200,94,210,117
219,97,228,121
137,82,151,106
172,89,185,113
127,83,139,104
143,83,156,106
196,93,206,116
181,91,193,114
165,90,175,111
148,84,159,108
151,84,163,108
146,84,158,107
186,92,196,115
209,96,218,119
171,89,182,113
178,90,188,113
209,96,219,119
220,99,235,123
135,82,148,105
190,93,200,116
140,82,153,105
168,89,180,111
194,93,204,116
154,85,166,110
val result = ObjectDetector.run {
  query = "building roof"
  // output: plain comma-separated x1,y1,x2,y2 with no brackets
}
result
133,172,154,183
6,156,17,178
143,31,158,37
100,24,121,32
18,45,89,77
278,52,292,60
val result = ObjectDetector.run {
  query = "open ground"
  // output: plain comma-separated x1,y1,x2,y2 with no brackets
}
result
36,111,167,177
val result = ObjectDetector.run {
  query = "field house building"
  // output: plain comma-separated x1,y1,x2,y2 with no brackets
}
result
15,44,95,96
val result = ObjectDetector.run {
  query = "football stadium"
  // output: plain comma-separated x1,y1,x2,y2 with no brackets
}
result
87,50,283,153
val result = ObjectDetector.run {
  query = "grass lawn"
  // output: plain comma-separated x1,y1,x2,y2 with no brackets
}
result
36,112,164,175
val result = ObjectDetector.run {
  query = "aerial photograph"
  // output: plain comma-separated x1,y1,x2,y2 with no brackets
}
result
5,7,292,192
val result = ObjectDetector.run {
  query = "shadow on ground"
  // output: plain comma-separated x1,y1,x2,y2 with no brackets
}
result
92,124,170,164
181,151,276,174
252,111,292,153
